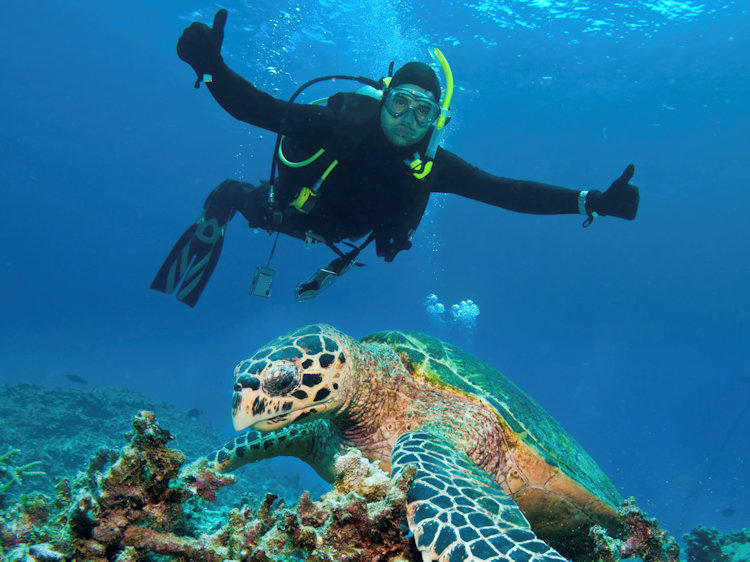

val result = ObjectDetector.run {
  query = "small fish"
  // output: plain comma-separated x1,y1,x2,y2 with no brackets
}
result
186,408,203,420
721,508,735,517
65,373,88,384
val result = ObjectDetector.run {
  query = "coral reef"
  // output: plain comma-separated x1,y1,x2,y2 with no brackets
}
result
0,411,233,560
0,383,307,507
0,383,234,493
684,525,750,562
66,411,236,560
589,497,681,561
0,384,687,562
227,449,418,561
0,411,418,561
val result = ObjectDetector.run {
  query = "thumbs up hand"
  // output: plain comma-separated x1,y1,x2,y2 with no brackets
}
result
176,9,228,88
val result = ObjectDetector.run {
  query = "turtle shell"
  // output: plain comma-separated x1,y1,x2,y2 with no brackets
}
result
361,329,622,510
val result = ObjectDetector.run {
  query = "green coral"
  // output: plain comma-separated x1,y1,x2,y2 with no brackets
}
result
0,448,45,495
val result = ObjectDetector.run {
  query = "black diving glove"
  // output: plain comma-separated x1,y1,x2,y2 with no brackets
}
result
177,9,228,88
376,238,412,263
585,164,640,220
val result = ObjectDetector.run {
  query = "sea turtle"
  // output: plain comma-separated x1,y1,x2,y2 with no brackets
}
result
209,324,625,561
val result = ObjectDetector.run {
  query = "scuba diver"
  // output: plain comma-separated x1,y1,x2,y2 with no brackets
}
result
152,9,639,306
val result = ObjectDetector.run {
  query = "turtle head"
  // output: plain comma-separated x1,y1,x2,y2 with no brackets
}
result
231,324,356,432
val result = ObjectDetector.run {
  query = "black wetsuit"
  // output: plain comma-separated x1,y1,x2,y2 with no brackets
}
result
205,64,583,262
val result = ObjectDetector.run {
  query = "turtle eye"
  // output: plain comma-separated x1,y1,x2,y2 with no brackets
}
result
262,363,300,396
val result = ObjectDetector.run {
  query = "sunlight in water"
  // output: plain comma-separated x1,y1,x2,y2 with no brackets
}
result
461,0,735,37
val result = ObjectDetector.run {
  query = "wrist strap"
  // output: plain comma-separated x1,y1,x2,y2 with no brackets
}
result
579,190,598,228
193,73,214,89
578,190,589,215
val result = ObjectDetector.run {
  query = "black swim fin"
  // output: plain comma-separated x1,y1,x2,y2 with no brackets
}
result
295,233,374,301
295,250,360,301
151,216,225,307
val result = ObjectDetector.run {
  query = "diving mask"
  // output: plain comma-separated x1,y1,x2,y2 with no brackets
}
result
384,87,440,127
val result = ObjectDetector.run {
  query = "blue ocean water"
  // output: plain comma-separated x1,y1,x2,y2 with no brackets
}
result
1,0,747,551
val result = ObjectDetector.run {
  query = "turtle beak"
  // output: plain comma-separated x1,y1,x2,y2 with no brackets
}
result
231,387,296,431
232,409,253,432
231,387,262,431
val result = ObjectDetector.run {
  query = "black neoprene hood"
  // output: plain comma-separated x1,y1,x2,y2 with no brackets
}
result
390,61,441,102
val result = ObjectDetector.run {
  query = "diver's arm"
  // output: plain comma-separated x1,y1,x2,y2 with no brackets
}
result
205,63,336,135
431,149,582,214
432,149,639,219
176,9,335,137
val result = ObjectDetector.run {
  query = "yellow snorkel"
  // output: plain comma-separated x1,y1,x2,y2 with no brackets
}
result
409,47,454,180
432,48,454,131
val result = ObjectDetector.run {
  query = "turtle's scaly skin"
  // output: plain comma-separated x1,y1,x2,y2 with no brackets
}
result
209,324,625,560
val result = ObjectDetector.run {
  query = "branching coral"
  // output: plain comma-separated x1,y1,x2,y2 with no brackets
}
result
0,448,45,495
2,542,66,561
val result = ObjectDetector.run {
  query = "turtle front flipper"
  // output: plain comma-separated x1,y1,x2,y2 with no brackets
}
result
392,430,567,562
207,419,344,482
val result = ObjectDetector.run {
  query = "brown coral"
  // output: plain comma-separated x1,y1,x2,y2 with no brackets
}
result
65,411,235,561
589,497,680,562
1,412,422,561
219,448,419,561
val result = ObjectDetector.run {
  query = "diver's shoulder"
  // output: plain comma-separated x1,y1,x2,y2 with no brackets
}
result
326,91,381,134
328,91,381,113
434,145,465,165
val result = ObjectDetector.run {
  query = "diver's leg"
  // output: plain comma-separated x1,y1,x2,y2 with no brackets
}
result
151,180,266,306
